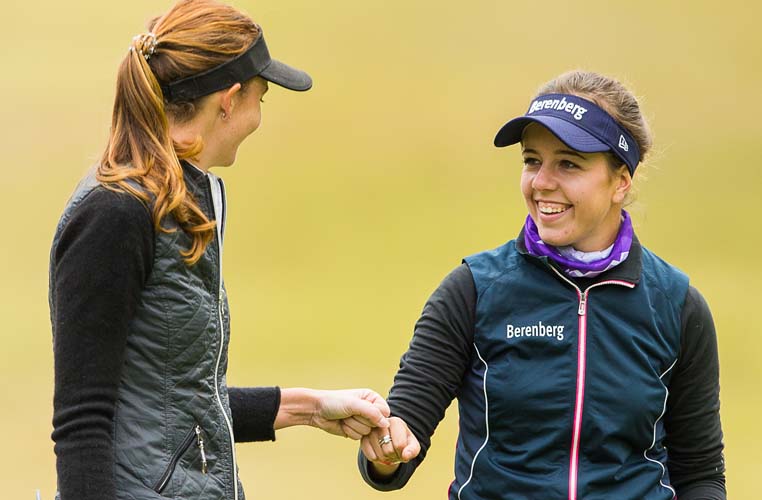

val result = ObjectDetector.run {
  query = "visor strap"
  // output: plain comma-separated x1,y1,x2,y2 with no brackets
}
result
161,31,270,103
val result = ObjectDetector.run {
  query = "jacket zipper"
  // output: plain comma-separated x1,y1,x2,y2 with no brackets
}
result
545,265,635,500
196,425,208,473
153,424,208,493
208,174,239,500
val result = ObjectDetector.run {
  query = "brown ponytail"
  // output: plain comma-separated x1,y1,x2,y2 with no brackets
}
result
97,0,260,265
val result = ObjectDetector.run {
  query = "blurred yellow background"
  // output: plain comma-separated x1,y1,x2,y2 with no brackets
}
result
1,0,759,498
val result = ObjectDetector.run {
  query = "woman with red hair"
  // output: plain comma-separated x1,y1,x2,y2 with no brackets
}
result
49,1,389,498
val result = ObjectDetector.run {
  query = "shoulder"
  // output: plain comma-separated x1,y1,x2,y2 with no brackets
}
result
638,245,691,300
681,285,714,331
54,183,154,263
81,185,151,216
464,239,519,265
439,263,475,293
66,185,153,232
639,246,688,278
637,241,686,272
463,239,523,292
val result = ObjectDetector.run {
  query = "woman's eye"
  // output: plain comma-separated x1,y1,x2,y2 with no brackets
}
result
523,157,540,167
560,160,580,170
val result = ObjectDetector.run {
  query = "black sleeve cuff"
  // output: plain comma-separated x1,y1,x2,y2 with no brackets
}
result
228,386,281,442
356,449,416,491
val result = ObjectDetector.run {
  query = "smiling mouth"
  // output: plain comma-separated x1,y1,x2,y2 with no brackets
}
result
537,202,571,215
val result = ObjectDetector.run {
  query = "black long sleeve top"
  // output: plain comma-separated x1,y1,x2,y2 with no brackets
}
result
50,186,280,500
359,262,726,499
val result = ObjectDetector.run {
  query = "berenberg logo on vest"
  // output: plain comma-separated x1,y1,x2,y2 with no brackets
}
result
506,321,565,341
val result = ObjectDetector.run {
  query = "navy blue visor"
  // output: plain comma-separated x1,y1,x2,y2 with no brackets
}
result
161,29,312,103
494,93,641,175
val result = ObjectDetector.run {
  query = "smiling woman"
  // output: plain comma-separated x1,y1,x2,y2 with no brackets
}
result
356,70,726,500
520,123,631,252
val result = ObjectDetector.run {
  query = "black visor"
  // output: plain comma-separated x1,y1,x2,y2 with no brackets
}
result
161,29,312,103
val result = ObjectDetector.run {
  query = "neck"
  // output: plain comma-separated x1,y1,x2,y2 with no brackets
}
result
574,210,624,252
523,210,634,279
169,119,216,172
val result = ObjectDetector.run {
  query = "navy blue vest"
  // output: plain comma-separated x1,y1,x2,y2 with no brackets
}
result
453,239,688,500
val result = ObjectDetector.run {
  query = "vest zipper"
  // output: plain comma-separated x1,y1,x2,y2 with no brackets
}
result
545,265,635,500
153,424,207,493
196,425,208,474
208,174,239,500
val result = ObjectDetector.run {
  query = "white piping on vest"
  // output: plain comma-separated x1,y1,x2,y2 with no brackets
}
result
457,343,490,500
643,358,679,499
208,172,238,500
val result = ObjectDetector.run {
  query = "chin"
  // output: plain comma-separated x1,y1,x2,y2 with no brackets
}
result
544,238,572,248
537,229,573,248
219,152,237,167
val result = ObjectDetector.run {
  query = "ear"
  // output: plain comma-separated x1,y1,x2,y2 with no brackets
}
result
611,165,632,204
219,83,243,120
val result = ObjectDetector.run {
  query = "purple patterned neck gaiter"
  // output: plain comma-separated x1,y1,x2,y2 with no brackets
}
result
523,210,633,278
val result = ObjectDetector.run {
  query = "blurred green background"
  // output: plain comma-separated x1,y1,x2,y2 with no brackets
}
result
2,0,759,498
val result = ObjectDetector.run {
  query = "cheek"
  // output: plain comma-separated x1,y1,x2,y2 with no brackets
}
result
566,175,608,208
569,183,612,220
566,187,587,207
254,102,262,121
237,112,260,139
520,172,533,198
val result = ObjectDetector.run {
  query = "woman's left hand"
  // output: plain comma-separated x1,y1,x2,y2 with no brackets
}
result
360,416,421,476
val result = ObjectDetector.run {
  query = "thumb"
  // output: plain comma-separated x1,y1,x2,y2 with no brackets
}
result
401,432,421,461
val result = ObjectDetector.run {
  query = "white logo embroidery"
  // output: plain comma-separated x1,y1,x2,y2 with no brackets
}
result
528,96,587,121
618,135,629,151
506,321,565,341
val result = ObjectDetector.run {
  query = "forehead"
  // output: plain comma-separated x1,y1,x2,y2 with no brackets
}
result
520,123,567,150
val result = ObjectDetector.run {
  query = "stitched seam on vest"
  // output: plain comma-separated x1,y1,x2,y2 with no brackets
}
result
473,261,522,312
641,250,689,314
157,284,173,494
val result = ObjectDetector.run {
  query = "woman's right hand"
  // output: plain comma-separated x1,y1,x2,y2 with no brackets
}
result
360,416,421,477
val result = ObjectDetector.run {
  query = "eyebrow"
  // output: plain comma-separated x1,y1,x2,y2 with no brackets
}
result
522,147,587,160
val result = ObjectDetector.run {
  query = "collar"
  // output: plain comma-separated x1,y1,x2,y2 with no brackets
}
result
515,227,642,286
180,160,207,186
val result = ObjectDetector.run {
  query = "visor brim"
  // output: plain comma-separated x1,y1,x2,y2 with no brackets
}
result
260,59,313,91
494,116,610,153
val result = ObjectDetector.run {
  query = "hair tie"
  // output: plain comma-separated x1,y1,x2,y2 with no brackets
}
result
129,32,159,61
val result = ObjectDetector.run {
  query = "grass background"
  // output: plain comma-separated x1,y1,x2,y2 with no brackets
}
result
1,0,760,498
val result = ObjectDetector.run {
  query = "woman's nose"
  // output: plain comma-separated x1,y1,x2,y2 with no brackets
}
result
531,164,556,191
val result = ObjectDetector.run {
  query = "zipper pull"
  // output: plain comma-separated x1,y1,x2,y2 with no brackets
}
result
196,425,208,474
578,293,587,316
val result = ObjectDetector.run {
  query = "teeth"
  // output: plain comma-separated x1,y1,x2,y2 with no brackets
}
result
538,204,568,214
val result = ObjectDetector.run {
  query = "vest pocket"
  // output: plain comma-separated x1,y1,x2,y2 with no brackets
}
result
152,423,208,494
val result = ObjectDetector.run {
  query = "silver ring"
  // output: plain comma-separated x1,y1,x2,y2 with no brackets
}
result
378,435,392,446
